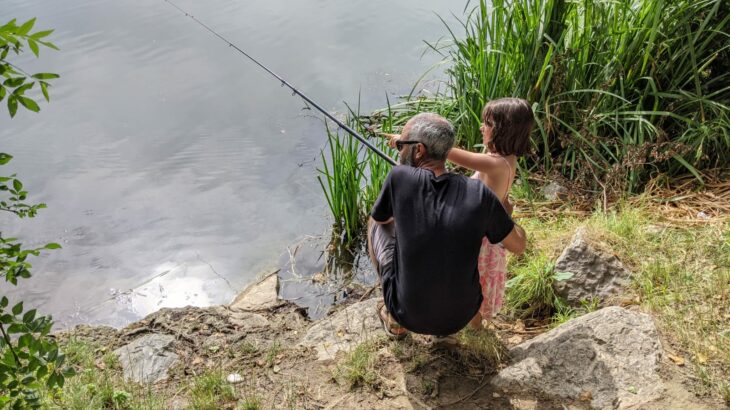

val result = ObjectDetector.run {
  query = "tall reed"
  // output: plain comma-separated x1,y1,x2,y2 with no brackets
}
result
317,114,396,248
416,0,729,192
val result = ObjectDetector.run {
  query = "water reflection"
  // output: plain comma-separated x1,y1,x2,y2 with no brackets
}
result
0,0,466,328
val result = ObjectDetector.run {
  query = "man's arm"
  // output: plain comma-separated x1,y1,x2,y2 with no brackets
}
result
501,223,526,256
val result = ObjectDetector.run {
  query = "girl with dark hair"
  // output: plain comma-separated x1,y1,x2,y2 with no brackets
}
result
446,97,535,328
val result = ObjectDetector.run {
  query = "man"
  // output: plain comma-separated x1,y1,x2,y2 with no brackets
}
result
368,112,526,338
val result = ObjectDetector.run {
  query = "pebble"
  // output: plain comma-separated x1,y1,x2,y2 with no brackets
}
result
226,373,243,384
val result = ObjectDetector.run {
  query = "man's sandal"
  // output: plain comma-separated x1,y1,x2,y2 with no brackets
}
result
376,301,408,340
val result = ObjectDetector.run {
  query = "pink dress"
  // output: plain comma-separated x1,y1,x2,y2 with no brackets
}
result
475,155,513,319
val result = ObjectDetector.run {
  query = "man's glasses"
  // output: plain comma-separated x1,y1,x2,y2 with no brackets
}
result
395,140,420,150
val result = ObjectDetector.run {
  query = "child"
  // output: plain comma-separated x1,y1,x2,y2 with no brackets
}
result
383,98,534,328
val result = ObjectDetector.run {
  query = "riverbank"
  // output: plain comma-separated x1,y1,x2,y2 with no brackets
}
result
40,194,728,409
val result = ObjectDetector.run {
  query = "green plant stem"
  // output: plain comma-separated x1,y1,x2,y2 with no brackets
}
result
0,322,20,367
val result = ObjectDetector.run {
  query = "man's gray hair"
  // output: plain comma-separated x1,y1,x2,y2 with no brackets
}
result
403,113,455,161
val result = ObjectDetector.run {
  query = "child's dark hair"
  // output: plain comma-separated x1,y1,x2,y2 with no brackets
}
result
482,98,534,156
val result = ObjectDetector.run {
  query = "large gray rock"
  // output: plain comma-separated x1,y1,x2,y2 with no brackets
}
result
114,333,179,383
230,272,283,311
554,228,631,304
299,298,384,360
492,307,663,409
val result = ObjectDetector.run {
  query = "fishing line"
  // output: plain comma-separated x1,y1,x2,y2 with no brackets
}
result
163,0,397,166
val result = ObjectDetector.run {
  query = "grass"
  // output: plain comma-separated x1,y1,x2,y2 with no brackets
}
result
438,0,729,192
317,118,395,250
456,327,508,369
189,370,237,410
334,341,379,389
502,199,729,400
41,338,164,410
504,253,567,318
41,338,267,409
346,0,729,198
265,340,281,368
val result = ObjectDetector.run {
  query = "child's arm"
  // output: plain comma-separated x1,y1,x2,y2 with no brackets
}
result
447,147,503,175
380,133,400,149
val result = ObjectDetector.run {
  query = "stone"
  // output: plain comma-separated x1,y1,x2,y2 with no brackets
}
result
228,311,270,330
299,298,384,360
492,307,664,409
114,334,179,383
226,373,243,384
230,272,283,311
541,181,568,200
553,228,631,305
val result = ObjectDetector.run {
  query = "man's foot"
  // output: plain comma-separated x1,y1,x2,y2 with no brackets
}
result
377,301,408,340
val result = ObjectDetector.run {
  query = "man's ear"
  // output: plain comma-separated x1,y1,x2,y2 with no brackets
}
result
416,143,426,160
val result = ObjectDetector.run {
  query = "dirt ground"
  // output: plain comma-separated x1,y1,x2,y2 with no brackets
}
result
54,282,725,410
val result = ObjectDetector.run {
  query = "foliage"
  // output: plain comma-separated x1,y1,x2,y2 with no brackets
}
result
1,18,59,118
513,204,730,399
189,370,236,410
0,17,67,409
504,254,570,318
317,113,395,248
374,0,729,193
334,341,378,389
41,339,164,409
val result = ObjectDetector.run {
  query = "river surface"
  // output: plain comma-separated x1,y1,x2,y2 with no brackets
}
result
0,0,467,328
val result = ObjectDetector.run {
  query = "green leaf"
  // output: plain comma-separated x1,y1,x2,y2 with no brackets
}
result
39,82,49,102
672,154,705,185
12,179,22,192
31,73,59,80
38,41,59,51
27,39,39,57
11,301,23,315
17,96,40,113
3,77,25,88
7,95,17,117
0,85,5,102
1,19,18,31
17,334,32,349
45,372,57,388
17,18,36,36
22,309,36,323
30,29,53,39
553,271,574,282
0,297,8,308
44,243,61,250
12,82,34,96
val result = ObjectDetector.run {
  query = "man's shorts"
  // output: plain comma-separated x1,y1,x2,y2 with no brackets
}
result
368,220,395,278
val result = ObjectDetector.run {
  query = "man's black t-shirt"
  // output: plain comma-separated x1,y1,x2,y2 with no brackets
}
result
371,165,514,335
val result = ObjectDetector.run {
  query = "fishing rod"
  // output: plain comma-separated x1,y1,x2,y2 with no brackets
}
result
163,0,397,166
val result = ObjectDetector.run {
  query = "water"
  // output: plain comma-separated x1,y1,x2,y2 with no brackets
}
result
0,0,467,328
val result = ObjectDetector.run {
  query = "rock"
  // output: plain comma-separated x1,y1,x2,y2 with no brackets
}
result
541,181,568,200
114,334,179,383
226,373,243,384
553,228,631,305
228,311,270,330
492,307,664,409
299,298,384,360
230,272,283,311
